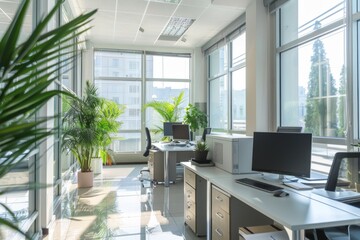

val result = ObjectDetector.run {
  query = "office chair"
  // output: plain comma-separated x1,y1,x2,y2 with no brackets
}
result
276,126,302,133
318,152,360,240
201,127,212,141
139,127,153,185
143,127,151,157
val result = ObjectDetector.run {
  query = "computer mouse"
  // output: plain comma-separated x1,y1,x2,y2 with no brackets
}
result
273,190,289,197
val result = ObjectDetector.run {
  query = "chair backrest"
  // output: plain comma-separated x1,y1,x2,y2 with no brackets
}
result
276,126,302,133
325,152,360,191
201,128,212,141
143,127,151,157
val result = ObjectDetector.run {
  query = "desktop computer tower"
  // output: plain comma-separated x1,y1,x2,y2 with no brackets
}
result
206,134,253,174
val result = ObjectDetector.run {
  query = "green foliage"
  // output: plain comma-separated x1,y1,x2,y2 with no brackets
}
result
144,91,184,134
0,0,96,237
62,81,102,172
195,141,209,152
97,99,125,164
183,104,208,133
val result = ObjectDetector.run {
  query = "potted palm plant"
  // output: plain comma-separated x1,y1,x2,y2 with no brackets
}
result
183,103,208,140
95,99,125,168
144,91,184,140
0,0,96,237
62,81,102,187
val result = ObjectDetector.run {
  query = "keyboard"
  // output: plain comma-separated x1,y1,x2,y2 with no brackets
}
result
235,178,283,193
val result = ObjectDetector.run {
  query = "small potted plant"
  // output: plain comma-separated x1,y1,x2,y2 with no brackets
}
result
194,141,209,162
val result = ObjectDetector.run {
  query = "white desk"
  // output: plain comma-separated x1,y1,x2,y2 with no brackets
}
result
181,162,360,240
152,143,194,187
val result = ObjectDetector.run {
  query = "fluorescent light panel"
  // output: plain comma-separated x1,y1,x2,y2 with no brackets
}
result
159,17,195,41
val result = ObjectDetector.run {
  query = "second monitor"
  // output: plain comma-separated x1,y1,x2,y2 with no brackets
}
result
172,124,190,142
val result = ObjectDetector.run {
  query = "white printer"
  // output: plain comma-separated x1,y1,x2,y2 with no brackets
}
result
206,134,253,174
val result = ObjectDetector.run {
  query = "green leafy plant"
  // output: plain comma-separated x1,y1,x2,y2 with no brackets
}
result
97,99,125,164
62,81,102,172
144,91,184,135
195,141,209,152
183,103,208,138
0,0,96,237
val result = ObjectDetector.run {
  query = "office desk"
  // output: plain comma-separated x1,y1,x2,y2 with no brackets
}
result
152,143,194,187
181,162,360,240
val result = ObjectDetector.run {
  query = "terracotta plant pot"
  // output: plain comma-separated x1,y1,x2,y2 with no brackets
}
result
195,150,209,162
77,171,94,188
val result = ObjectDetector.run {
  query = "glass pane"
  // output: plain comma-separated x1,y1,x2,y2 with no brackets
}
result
232,32,246,67
280,0,345,45
280,28,345,138
110,133,141,152
95,80,142,131
0,1,33,238
232,68,246,131
94,51,142,78
145,82,189,140
210,76,228,129
146,55,190,79
209,46,228,78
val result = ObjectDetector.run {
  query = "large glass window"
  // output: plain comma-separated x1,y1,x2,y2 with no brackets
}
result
208,29,246,132
94,51,191,151
277,0,349,175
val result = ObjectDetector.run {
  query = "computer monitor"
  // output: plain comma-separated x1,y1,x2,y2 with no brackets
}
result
172,124,190,142
252,132,312,180
163,122,181,136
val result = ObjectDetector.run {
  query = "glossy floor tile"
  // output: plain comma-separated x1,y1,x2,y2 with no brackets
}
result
45,164,206,240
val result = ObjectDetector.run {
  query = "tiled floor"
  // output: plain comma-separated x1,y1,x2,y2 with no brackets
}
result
46,164,206,240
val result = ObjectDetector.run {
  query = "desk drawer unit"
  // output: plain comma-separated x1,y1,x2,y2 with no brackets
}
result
184,168,207,236
212,185,230,240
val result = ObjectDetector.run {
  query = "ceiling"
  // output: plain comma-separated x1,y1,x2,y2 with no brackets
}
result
70,0,252,49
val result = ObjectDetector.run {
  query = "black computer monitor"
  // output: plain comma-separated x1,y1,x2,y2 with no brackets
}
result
252,132,312,180
276,126,302,133
163,122,181,136
172,124,190,142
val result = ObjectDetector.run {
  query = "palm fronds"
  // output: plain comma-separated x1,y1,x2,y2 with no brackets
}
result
0,0,96,237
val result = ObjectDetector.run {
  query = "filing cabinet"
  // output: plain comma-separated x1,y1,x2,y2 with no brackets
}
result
184,168,207,236
148,150,176,183
212,185,230,240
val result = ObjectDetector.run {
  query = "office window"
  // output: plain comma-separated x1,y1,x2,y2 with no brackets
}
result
277,0,350,175
94,51,141,78
208,28,246,132
146,54,190,79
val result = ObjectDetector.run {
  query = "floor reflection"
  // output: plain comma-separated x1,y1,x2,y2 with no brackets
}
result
46,164,205,240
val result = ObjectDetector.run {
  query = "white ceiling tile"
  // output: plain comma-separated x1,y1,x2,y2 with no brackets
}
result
211,0,251,8
146,2,177,17
78,0,117,12
117,0,148,13
116,12,142,25
181,0,210,8
173,5,204,19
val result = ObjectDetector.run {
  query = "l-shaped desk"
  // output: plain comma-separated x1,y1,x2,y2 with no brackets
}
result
181,162,360,240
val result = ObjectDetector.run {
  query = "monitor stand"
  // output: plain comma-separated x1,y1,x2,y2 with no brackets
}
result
261,173,285,183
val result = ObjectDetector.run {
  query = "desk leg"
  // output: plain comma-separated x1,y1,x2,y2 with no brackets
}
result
285,227,305,240
164,151,169,187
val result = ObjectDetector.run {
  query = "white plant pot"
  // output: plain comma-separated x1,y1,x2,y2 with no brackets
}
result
91,157,103,174
77,171,94,188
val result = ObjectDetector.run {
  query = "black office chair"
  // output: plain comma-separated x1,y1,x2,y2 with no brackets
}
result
318,152,360,240
143,127,151,157
201,127,212,141
139,127,152,185
276,126,302,133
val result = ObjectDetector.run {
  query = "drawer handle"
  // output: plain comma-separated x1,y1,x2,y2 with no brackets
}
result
187,201,192,208
186,215,191,220
216,212,224,219
216,196,223,202
215,228,223,237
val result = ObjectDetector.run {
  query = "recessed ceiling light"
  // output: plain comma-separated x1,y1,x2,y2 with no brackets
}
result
158,17,195,41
